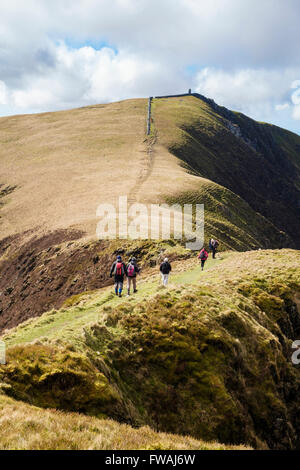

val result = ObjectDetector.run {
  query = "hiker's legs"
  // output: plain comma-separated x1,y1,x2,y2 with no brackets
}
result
163,274,169,286
114,282,118,295
201,260,205,270
133,277,137,292
118,281,123,296
212,248,216,259
127,277,132,295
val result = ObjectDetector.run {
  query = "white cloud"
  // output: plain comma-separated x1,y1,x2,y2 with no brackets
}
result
0,82,8,105
291,85,300,105
0,0,299,133
5,42,176,113
194,67,300,122
291,81,300,119
276,103,290,111
293,106,300,120
291,80,300,89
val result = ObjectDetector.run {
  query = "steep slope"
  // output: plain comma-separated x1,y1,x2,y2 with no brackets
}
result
0,96,299,451
1,95,299,248
0,395,249,450
1,250,299,449
151,94,300,247
0,95,299,333
0,99,148,238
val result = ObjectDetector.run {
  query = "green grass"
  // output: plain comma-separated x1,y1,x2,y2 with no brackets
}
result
153,95,300,248
0,394,250,450
1,249,299,449
1,254,222,348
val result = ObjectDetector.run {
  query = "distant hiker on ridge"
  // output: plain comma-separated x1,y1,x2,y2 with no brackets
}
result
198,247,208,270
160,257,172,286
209,238,219,259
127,257,140,296
110,255,127,297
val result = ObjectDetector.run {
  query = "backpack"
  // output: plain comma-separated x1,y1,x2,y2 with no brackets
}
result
199,250,206,260
161,262,170,274
115,262,124,276
127,263,135,277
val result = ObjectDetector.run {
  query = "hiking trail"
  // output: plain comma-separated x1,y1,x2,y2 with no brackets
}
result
128,135,157,204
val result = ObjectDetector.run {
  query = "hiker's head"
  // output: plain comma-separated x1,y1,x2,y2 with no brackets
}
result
117,255,122,261
131,257,137,263
164,258,168,263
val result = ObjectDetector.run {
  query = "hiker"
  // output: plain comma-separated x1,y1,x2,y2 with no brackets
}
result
160,257,172,286
126,257,140,296
110,255,127,297
211,239,219,259
198,247,208,270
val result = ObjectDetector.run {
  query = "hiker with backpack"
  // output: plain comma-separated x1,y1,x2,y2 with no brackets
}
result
126,257,140,296
198,247,208,270
210,239,219,259
110,255,128,297
160,258,172,286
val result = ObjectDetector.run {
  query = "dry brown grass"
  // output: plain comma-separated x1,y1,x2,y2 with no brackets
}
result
0,394,250,450
0,95,287,251
0,98,201,240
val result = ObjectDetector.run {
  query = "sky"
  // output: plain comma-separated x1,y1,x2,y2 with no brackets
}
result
0,0,300,134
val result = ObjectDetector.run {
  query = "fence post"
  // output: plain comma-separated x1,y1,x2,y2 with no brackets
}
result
147,97,153,135
0,341,5,365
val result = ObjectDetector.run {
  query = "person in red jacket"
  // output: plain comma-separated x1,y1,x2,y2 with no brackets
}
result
110,255,128,297
198,247,208,270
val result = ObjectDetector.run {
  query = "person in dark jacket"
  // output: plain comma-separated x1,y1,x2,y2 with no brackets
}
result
126,257,140,295
110,255,127,297
209,238,219,259
211,239,219,259
160,257,172,286
198,247,208,270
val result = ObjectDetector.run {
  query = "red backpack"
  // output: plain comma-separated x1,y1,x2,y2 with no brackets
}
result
115,262,124,276
127,263,135,277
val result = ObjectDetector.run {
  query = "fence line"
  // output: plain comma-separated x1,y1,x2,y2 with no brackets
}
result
147,90,219,135
146,97,153,135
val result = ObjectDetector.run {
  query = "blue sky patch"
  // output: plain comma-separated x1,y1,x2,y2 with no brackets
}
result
62,37,118,54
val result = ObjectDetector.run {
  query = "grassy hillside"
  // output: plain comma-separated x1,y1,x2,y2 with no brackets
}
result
0,94,298,249
0,395,249,450
1,250,299,449
152,95,300,247
1,95,299,332
0,99,149,238
0,95,299,450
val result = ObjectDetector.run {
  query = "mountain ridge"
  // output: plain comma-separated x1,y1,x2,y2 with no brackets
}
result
0,95,300,450
0,93,299,331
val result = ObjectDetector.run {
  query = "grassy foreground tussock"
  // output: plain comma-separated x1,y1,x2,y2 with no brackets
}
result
0,394,249,450
1,250,299,450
